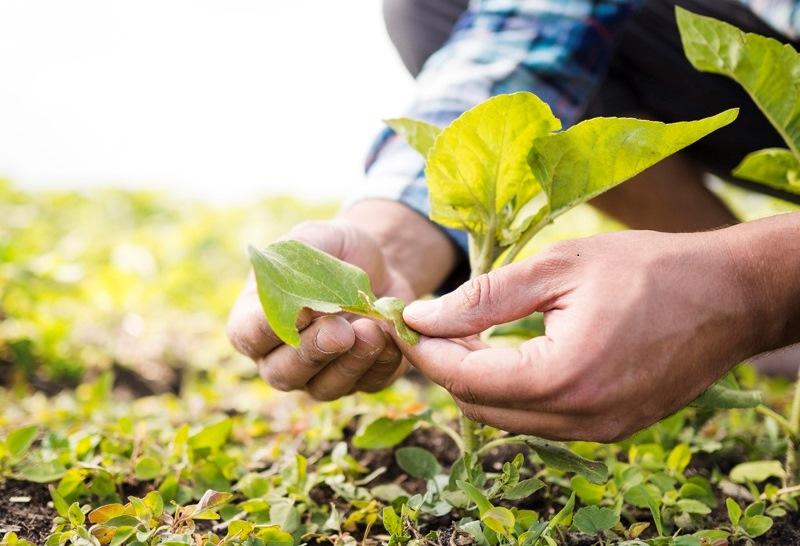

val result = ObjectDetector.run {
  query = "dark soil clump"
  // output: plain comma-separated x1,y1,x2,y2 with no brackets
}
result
0,479,55,544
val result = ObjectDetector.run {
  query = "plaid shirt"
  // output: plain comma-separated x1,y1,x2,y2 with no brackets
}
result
356,0,800,253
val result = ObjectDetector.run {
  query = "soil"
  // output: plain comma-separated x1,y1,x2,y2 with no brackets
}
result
0,479,55,544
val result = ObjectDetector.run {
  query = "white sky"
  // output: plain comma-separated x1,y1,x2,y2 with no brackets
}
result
0,1,415,202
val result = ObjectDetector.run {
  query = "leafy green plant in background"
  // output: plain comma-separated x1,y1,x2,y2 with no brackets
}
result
677,7,800,197
678,6,800,492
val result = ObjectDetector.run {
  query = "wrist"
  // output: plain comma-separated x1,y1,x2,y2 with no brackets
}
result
719,212,800,355
339,199,459,296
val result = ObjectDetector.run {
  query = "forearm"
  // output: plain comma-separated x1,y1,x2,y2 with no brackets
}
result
341,199,459,296
725,211,800,354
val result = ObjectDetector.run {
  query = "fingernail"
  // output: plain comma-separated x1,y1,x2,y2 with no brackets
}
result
314,329,343,354
404,299,440,323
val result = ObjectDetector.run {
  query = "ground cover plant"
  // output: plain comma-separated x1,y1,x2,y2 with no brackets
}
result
2,7,800,546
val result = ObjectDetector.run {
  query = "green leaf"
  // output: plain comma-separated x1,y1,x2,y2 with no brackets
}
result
249,241,417,347
550,492,576,529
742,515,774,538
423,92,560,237
676,499,712,515
6,426,38,459
726,498,742,526
256,526,295,546
570,475,605,505
458,480,493,516
666,443,692,474
395,446,440,480
108,527,136,546
502,477,545,501
382,506,403,536
481,506,515,536
524,437,609,484
249,241,376,347
67,502,85,526
624,484,664,537
733,148,800,195
677,7,800,155
373,296,419,345
352,415,419,449
729,460,786,483
134,456,162,481
691,382,762,409
385,118,441,158
189,419,232,451
529,109,738,223
16,459,66,483
572,505,619,535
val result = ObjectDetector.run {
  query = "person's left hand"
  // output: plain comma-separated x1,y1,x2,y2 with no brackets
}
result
395,229,770,442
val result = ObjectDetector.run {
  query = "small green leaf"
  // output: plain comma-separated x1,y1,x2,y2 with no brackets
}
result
481,506,515,536
691,383,762,409
385,118,441,158
395,446,440,480
248,241,417,347
352,415,419,449
524,437,608,484
256,526,295,546
676,499,712,515
550,492,576,529
726,498,742,526
489,312,545,339
373,297,419,345
570,475,605,505
503,477,545,501
17,460,66,483
249,241,377,347
189,419,232,451
458,480,493,516
67,502,85,526
667,443,692,474
734,148,800,194
572,505,619,535
382,506,403,536
624,484,664,537
134,456,162,481
742,515,774,537
49,485,70,518
729,460,786,483
6,426,38,459
108,527,136,546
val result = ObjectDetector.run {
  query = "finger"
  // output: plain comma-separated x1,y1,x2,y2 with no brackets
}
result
305,319,386,401
453,401,624,442
403,244,576,338
354,333,405,393
257,315,355,391
400,335,559,406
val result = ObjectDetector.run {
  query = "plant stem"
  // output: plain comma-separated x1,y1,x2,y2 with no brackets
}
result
785,366,800,486
756,405,796,439
476,436,529,458
461,230,497,454
501,216,550,266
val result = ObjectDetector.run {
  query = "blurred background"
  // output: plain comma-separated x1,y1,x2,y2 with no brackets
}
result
1,1,797,397
0,0,413,202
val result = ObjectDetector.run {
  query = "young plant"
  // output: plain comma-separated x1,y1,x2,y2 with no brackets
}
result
250,91,737,470
678,7,800,486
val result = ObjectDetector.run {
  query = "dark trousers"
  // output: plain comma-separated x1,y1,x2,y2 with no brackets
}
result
382,0,800,204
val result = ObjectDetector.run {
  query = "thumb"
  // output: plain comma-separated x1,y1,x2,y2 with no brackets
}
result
403,257,566,338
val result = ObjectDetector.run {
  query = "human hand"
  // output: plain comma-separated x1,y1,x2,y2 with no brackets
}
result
227,219,413,400
397,229,766,442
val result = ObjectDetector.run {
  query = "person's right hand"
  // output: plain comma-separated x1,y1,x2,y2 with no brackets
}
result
227,219,414,401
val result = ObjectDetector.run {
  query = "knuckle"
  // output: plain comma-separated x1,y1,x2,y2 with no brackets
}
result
457,402,484,424
306,384,339,402
458,273,494,312
446,377,478,405
261,367,297,392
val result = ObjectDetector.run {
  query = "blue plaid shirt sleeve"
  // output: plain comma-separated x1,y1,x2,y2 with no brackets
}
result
350,0,642,256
